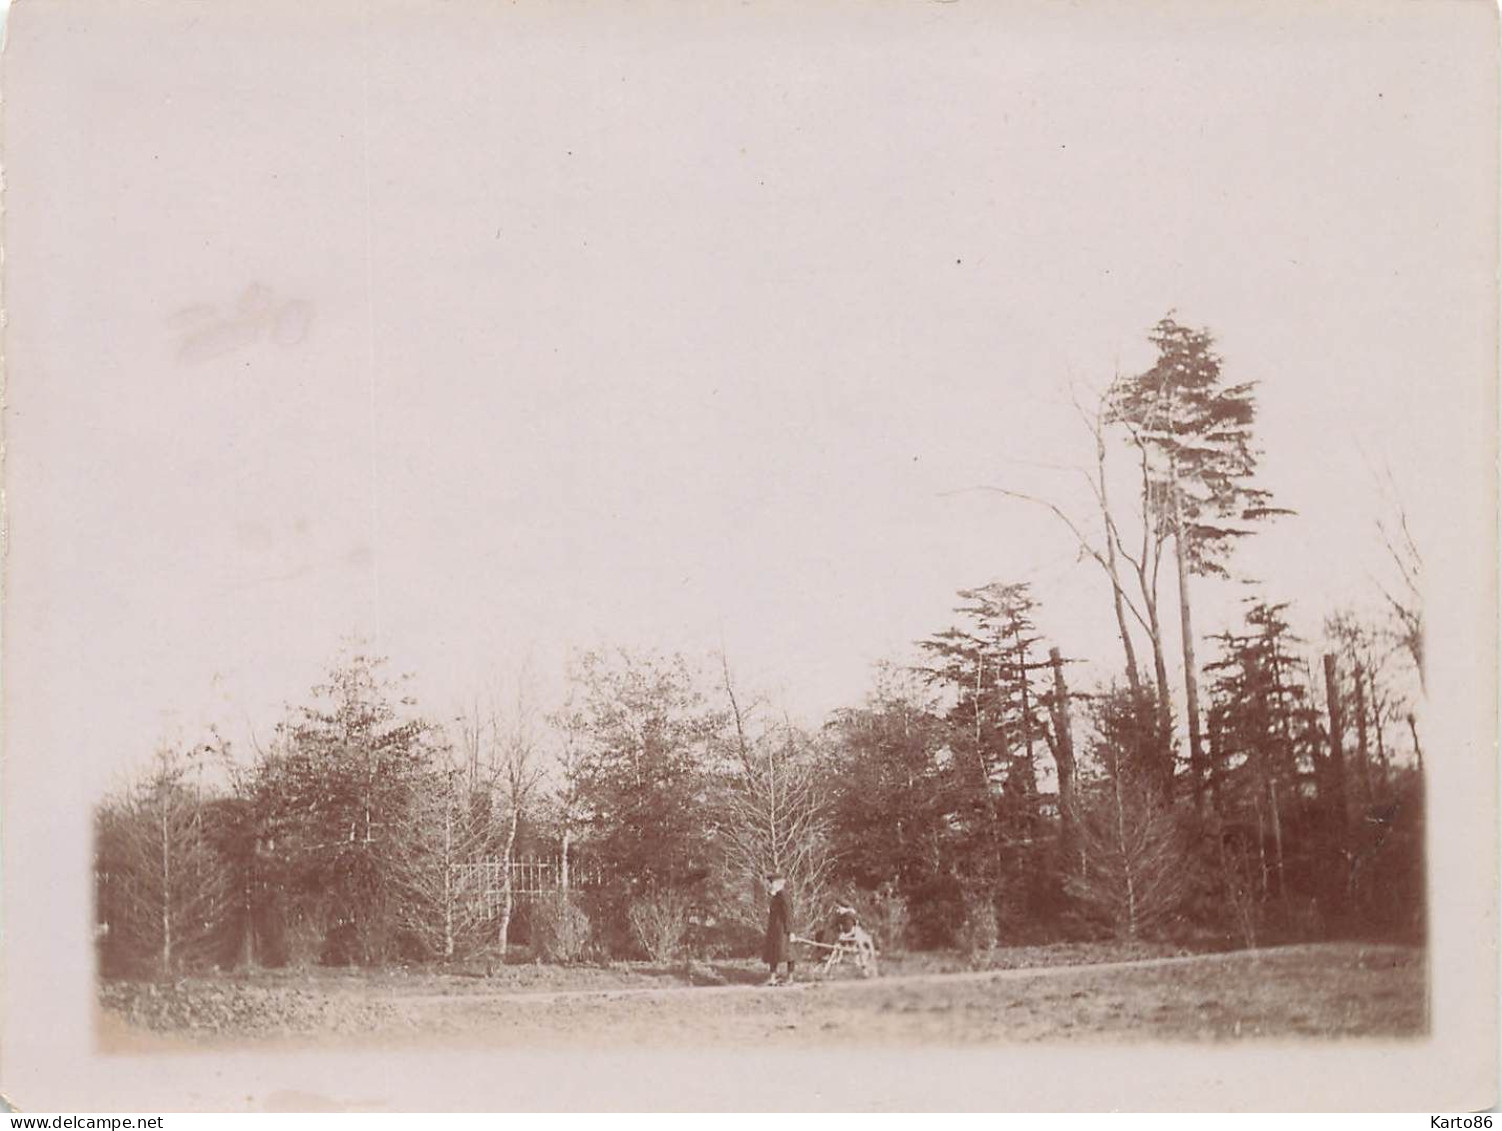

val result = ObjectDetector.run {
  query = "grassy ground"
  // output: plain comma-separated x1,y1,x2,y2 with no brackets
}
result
97,941,1425,1050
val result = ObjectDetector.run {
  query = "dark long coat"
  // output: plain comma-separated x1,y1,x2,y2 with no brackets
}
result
762,888,793,965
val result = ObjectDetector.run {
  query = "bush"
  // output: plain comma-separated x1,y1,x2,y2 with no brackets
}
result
956,896,999,963
627,888,692,963
273,904,329,969
1213,835,1264,949
530,895,592,964
903,873,966,948
683,904,755,960
1065,770,1192,940
842,882,910,955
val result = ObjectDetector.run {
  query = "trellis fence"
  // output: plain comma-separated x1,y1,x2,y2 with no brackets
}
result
94,856,603,933
450,856,604,914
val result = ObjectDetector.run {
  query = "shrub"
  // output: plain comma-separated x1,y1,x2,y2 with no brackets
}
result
902,873,966,948
1065,769,1192,940
274,904,329,969
627,888,692,963
956,896,999,963
841,882,910,955
530,895,592,964
1214,835,1264,949
683,903,755,960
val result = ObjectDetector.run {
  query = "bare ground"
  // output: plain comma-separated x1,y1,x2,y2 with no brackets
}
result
97,941,1426,1052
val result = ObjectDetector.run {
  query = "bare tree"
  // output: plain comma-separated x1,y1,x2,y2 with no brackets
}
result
96,746,230,975
716,655,835,932
958,379,1177,791
398,753,497,961
1325,608,1414,798
1066,762,1191,940
1105,391,1178,782
1066,689,1192,939
490,676,544,959
547,710,590,896
1376,501,1424,692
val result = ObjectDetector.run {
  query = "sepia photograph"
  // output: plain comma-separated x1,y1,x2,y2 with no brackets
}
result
1,0,1496,1113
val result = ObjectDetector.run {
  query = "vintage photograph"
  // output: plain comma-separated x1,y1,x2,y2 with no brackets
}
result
2,0,1496,1113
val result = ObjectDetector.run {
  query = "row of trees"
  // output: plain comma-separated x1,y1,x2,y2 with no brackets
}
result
95,314,1426,976
95,647,834,973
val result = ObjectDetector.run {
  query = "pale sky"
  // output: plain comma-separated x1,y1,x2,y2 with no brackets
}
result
5,0,1494,793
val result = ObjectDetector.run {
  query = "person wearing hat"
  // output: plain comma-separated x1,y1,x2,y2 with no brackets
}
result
762,874,795,985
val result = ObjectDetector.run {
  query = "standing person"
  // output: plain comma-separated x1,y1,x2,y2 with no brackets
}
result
762,874,795,985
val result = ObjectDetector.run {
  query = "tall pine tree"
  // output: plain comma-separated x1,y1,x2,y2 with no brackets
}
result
1109,316,1287,812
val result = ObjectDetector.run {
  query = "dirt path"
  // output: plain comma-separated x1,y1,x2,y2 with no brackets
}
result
385,942,1337,1008
97,942,1425,1048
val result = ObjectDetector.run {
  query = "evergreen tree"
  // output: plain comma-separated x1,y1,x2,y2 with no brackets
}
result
255,649,445,964
1108,316,1287,811
558,649,725,895
917,582,1050,880
1068,687,1191,940
824,668,953,943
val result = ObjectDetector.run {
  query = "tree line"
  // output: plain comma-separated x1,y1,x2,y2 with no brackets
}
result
95,314,1426,977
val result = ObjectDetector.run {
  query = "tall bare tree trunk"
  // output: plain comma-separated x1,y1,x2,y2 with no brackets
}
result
1323,654,1350,827
1095,429,1145,702
1143,592,1174,792
1354,665,1373,805
767,737,780,873
1268,647,1297,779
1206,710,1222,815
1251,789,1269,898
160,805,173,974
241,871,257,969
1048,648,1079,864
1014,637,1041,860
1017,641,1033,770
442,800,455,959
498,807,519,958
1323,653,1351,918
1127,439,1174,791
1169,479,1205,816
971,654,1003,883
1267,779,1286,903
1369,668,1390,792
1247,652,1286,904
